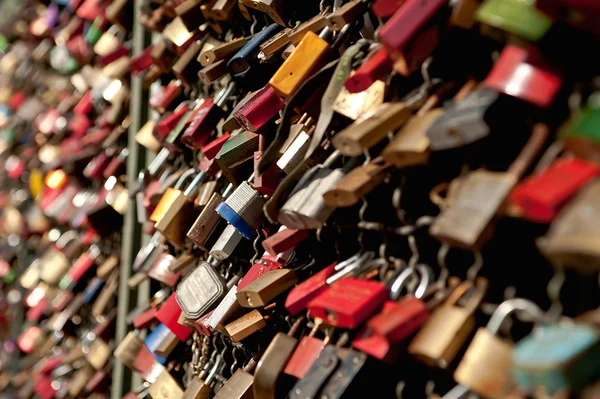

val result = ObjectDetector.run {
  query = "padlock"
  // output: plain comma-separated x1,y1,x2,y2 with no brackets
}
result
323,158,390,208
378,0,447,77
537,179,600,271
187,186,231,249
259,28,292,60
450,0,481,29
262,227,309,257
408,277,487,368
253,318,305,399
207,285,243,331
58,246,101,291
288,345,340,399
484,45,562,108
332,101,420,157
181,83,235,149
510,157,599,223
162,16,196,47
227,23,283,76
514,324,600,395
278,154,345,229
475,0,552,42
373,0,407,17
173,40,204,88
326,0,366,31
148,369,184,399
155,293,194,341
308,278,388,329
154,171,207,249
240,0,285,25
176,261,228,319
198,59,229,85
344,48,393,94
284,318,330,379
215,131,259,186
202,134,231,160
237,268,298,308
213,368,254,399
210,0,238,21
269,29,331,99
383,79,476,166
276,125,315,175
174,0,203,31
216,180,266,240
430,124,549,249
150,40,178,75
200,37,247,66
209,224,244,261
234,84,285,133
255,147,283,195
147,252,181,287
225,309,268,342
454,298,543,398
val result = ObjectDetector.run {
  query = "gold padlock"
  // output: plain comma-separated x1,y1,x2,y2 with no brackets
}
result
408,277,487,368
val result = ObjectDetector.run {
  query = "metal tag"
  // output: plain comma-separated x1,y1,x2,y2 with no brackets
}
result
176,262,227,319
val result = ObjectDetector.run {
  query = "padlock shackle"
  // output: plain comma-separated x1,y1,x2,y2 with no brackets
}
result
174,168,197,189
183,171,207,197
326,251,374,284
55,230,80,249
486,298,543,334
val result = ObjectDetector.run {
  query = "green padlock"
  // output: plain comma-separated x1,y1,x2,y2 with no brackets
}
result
476,0,552,41
85,17,106,46
561,97,600,161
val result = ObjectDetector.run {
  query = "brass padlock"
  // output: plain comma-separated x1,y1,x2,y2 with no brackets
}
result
237,268,298,308
199,37,247,66
148,369,184,399
408,278,487,368
225,309,268,342
454,298,543,398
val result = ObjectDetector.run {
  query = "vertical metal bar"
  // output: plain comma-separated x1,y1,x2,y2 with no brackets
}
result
111,0,150,396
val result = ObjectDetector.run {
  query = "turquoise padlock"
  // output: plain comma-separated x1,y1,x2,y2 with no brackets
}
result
513,324,600,395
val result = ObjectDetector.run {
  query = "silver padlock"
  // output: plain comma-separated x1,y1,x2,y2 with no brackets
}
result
176,261,228,319
209,224,244,261
216,177,266,240
279,151,344,229
207,284,242,331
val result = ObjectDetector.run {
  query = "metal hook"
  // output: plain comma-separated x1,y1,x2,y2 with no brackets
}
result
436,244,450,288
358,197,369,252
407,234,419,269
466,251,483,282
250,15,258,35
547,267,565,321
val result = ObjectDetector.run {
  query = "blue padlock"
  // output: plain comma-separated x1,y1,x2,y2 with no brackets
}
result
144,323,171,364
216,181,266,240
513,324,600,395
227,23,283,77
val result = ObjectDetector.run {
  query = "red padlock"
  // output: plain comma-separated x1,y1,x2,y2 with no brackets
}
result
373,0,408,17
130,45,155,75
83,151,113,181
74,91,93,115
77,0,109,21
35,108,61,135
68,113,92,138
199,156,221,177
510,157,600,223
34,375,57,399
378,0,447,76
149,80,183,114
9,91,26,111
180,98,224,149
201,133,230,160
155,293,193,341
194,311,214,336
103,148,128,178
254,137,283,195
233,85,285,132
308,278,388,328
351,326,400,363
18,326,42,354
285,264,336,316
97,45,129,67
344,48,393,94
133,306,159,329
484,45,562,108
262,227,309,257
27,297,49,322
284,321,329,378
367,297,431,343
155,103,192,142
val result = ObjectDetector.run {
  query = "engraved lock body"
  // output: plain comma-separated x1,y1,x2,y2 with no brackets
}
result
253,319,304,399
234,85,284,132
430,124,549,249
513,324,600,395
332,102,414,156
238,257,283,291
309,278,388,329
537,179,600,271
378,0,447,76
454,298,543,398
176,261,227,319
187,190,226,249
237,268,298,308
154,171,207,249
225,309,267,342
510,157,599,223
269,30,330,99
484,45,561,108
216,180,266,239
475,0,552,42
408,278,487,368
147,252,181,287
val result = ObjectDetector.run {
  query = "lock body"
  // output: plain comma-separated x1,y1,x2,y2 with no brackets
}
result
176,262,227,319
237,268,298,308
254,332,299,399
